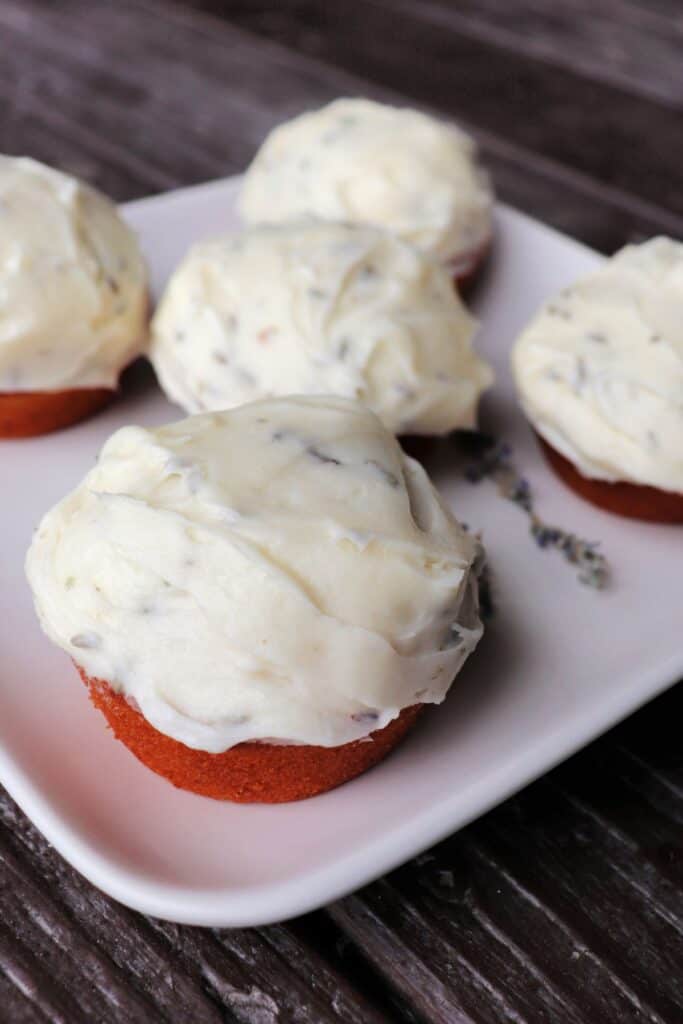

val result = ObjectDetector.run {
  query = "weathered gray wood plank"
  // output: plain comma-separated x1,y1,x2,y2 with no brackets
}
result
146,918,395,1023
330,892,482,1024
410,839,656,1024
362,0,683,107
0,824,227,1022
1,0,681,251
0,914,89,1024
0,972,46,1024
0,790,403,1022
214,0,683,217
622,0,683,24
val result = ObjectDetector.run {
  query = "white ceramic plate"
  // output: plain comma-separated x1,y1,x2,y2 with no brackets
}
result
2,178,681,927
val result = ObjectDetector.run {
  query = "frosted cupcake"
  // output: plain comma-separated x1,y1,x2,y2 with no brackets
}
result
26,396,485,802
0,157,148,437
150,222,493,437
239,98,494,287
512,237,683,522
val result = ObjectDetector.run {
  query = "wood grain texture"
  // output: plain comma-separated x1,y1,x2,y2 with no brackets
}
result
198,0,683,216
351,0,683,107
0,794,403,1023
0,2,682,1021
1,0,682,249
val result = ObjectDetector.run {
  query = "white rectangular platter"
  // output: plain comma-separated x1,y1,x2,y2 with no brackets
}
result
2,176,681,927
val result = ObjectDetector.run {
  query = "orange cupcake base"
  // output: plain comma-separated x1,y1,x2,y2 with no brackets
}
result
538,435,683,524
77,666,423,803
0,387,114,438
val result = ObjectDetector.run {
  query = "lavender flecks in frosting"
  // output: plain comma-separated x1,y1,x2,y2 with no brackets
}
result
306,445,343,467
70,631,102,650
351,710,380,724
238,98,494,264
512,237,683,492
26,397,485,752
150,221,492,437
364,459,400,488
0,156,148,392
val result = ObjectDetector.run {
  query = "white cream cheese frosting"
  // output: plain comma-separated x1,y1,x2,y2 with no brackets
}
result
238,98,494,267
150,222,493,436
512,237,683,493
26,397,484,752
0,156,148,392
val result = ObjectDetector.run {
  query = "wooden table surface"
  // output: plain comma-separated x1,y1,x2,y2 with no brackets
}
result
1,2,682,1021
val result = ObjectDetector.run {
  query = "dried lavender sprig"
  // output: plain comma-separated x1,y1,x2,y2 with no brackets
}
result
463,433,609,589
530,518,608,589
463,441,513,483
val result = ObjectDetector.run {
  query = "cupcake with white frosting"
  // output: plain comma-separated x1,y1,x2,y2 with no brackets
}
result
0,156,148,437
150,221,492,437
512,237,683,522
26,396,485,802
239,98,494,286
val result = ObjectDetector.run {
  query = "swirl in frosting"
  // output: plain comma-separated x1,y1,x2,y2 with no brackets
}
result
150,222,492,436
26,397,484,751
239,98,493,268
